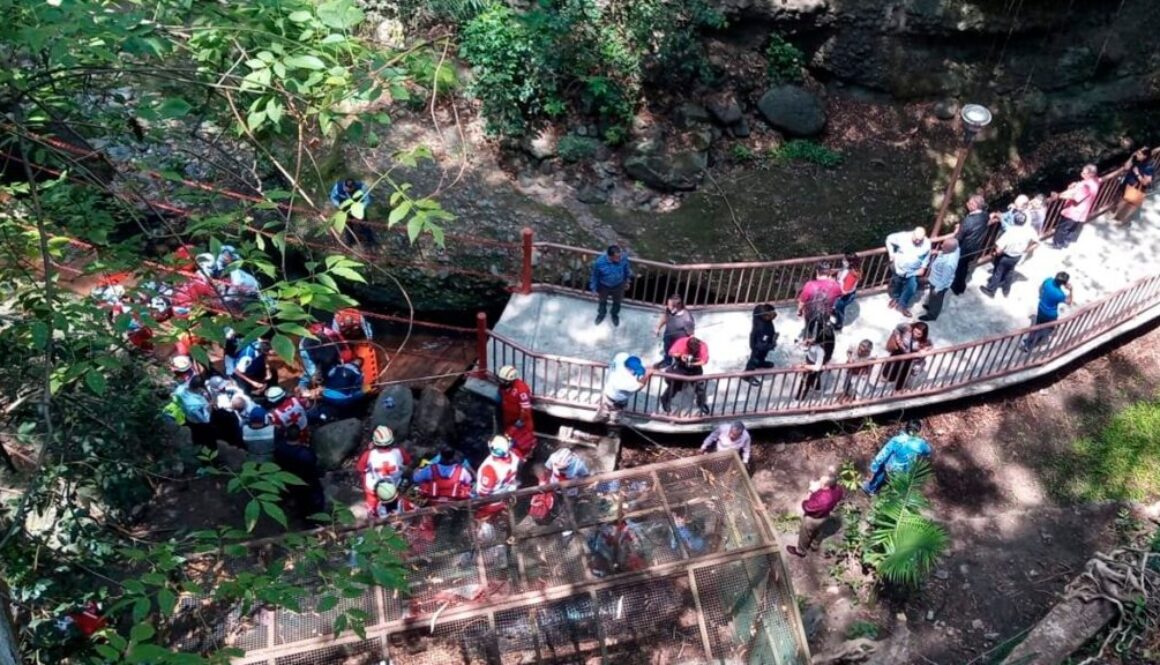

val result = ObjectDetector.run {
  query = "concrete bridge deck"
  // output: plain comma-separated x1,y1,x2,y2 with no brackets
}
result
470,191,1160,432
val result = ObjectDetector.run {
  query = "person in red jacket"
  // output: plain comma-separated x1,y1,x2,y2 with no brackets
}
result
496,364,534,435
787,468,844,557
356,426,412,519
412,447,474,504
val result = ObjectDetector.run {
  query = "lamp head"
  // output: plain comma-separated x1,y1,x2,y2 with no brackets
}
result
960,104,993,141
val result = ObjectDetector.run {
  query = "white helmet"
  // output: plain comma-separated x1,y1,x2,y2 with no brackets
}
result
265,386,287,403
546,448,576,471
374,480,398,502
497,365,519,382
372,426,395,447
488,434,511,458
195,253,216,272
170,355,192,373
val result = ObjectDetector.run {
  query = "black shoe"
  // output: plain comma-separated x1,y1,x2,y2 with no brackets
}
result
918,315,936,322
980,286,995,298
660,396,672,413
698,403,711,416
595,313,606,325
744,377,761,387
611,315,620,327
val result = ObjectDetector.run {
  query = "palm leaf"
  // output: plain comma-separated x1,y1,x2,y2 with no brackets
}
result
875,514,948,587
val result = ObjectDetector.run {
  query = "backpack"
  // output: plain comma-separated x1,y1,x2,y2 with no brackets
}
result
802,289,832,326
334,308,366,340
529,490,556,523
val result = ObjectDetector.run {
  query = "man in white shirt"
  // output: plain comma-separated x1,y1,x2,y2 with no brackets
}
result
981,211,1038,298
884,227,932,317
596,353,649,425
700,421,752,464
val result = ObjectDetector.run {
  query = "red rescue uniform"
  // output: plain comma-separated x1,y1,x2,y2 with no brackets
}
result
500,379,534,430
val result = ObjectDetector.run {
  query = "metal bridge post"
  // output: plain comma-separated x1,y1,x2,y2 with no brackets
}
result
520,227,534,295
475,311,489,379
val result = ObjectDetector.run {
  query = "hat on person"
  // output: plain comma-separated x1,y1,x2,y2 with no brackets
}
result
265,386,287,403
249,407,268,425
170,355,192,373
489,434,512,457
546,448,576,471
195,253,216,271
497,365,519,382
625,356,645,378
372,426,395,447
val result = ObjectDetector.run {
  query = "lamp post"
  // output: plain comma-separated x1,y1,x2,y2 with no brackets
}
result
930,104,993,239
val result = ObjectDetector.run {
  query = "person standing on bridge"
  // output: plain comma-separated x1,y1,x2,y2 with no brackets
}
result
744,304,778,386
1114,148,1154,224
952,194,991,296
660,335,711,416
589,245,633,327
885,227,932,318
1021,272,1073,352
654,294,695,369
918,238,959,322
1052,164,1100,249
833,252,862,330
863,420,931,494
980,211,1038,298
596,353,649,424
796,262,842,328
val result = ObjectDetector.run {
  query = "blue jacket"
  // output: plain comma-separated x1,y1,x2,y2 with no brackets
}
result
870,433,931,476
329,181,373,209
589,253,632,291
172,382,211,424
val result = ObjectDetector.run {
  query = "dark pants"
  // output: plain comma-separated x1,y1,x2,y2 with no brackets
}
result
596,283,625,318
657,333,681,368
1053,219,1083,248
797,515,828,551
188,421,217,453
881,355,914,391
661,365,706,408
343,221,378,246
833,292,856,329
984,254,1020,294
951,255,979,295
889,273,918,309
211,409,243,449
1023,311,1058,350
796,371,822,400
922,285,948,320
745,345,775,372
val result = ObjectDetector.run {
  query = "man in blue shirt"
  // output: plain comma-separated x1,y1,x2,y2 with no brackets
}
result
919,238,959,322
863,420,932,494
1022,272,1073,352
589,245,632,327
328,178,378,246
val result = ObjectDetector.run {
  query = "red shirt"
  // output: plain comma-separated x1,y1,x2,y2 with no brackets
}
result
667,336,709,364
797,279,843,309
500,379,533,428
802,486,844,518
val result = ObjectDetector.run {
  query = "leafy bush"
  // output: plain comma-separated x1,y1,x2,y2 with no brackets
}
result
404,49,460,96
459,5,561,136
729,144,755,162
459,0,723,138
767,33,805,83
771,140,844,168
846,621,880,640
862,460,948,587
557,135,601,163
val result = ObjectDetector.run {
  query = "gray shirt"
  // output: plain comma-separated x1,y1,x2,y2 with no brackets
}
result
701,423,752,464
928,248,960,292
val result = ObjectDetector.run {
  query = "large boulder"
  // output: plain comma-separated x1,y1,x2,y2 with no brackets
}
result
412,386,456,447
706,93,744,126
369,385,413,440
624,145,708,192
312,418,363,470
757,85,827,136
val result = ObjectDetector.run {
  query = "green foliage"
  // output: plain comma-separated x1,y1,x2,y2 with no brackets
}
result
846,620,880,640
459,0,723,138
770,140,844,168
862,461,948,588
838,460,863,492
766,33,805,84
558,135,602,163
404,49,461,96
729,144,756,163
1047,401,1160,503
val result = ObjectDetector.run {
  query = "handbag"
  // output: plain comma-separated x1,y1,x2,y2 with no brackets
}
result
1124,184,1145,205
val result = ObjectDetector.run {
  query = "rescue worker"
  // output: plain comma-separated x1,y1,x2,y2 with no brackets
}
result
215,245,261,309
265,386,309,442
241,406,278,462
368,480,418,518
169,355,203,385
274,426,325,518
173,375,215,452
332,308,373,341
170,254,219,317
206,376,246,448
317,357,365,421
412,447,474,504
496,365,534,443
357,426,412,517
233,338,275,395
545,448,590,486
475,435,521,519
298,321,345,387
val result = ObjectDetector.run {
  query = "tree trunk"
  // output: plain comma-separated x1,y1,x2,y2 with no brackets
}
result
1001,596,1116,665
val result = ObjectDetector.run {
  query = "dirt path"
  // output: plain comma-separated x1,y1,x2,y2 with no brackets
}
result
621,318,1160,662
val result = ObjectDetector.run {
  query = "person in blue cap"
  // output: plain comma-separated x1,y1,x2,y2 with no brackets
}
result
596,352,649,424
863,419,931,494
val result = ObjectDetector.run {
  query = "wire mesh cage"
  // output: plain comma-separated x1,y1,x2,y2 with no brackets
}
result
206,452,809,665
